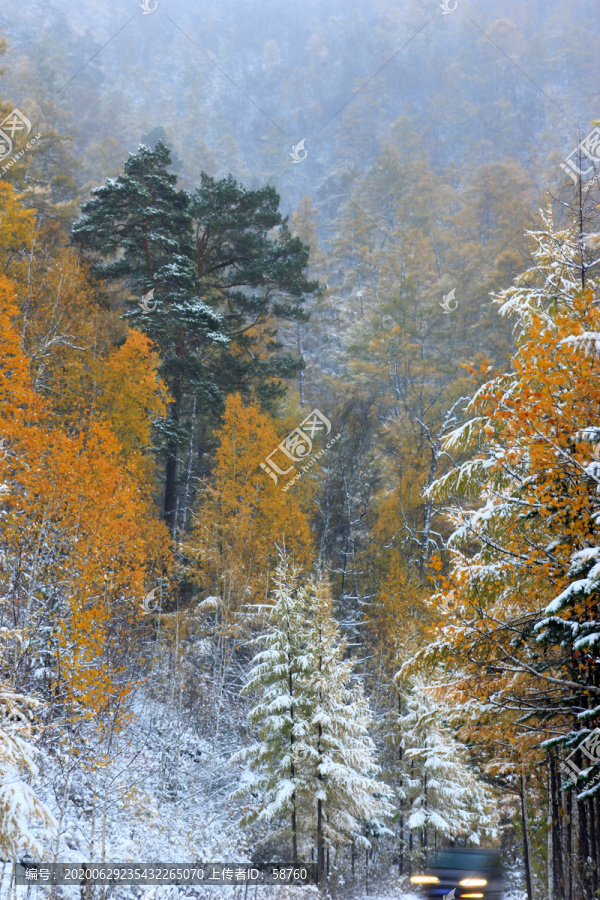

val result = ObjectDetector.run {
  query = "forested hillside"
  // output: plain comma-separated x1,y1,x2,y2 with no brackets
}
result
0,1,599,899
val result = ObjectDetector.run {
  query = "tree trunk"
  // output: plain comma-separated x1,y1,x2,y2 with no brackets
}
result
423,771,428,850
291,797,298,864
521,774,535,900
317,634,325,881
163,377,182,533
86,768,98,900
317,798,324,884
180,394,196,531
297,321,304,407
288,655,298,864
566,787,573,900
586,794,597,899
595,793,600,900
408,757,414,874
549,750,565,900
547,768,553,900
398,692,404,876
577,759,592,900
399,813,404,876
577,798,590,900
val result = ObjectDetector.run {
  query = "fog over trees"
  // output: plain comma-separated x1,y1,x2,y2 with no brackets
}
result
0,1,599,899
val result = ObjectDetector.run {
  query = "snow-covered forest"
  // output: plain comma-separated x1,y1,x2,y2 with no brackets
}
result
0,0,599,898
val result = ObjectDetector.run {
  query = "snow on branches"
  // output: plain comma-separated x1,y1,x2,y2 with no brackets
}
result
230,556,391,868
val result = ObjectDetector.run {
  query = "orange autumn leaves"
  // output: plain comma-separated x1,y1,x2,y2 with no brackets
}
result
0,211,170,735
477,291,600,585
412,284,600,760
184,393,313,617
0,179,315,742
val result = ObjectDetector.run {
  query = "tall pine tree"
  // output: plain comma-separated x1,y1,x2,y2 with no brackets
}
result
72,142,225,530
73,143,318,531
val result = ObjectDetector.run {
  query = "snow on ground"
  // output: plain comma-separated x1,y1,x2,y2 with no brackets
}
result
11,692,250,899
377,893,420,900
4,684,530,900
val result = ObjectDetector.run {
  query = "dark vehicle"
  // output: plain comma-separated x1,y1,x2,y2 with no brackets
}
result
410,848,505,900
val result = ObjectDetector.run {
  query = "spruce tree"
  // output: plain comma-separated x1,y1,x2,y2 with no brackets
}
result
232,564,390,876
304,576,392,880
397,680,497,862
230,557,313,862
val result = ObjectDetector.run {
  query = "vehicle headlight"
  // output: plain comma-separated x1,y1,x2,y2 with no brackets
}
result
409,875,440,884
460,895,484,899
459,879,487,887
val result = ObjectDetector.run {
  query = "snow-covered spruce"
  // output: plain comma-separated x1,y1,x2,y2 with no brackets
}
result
230,557,391,874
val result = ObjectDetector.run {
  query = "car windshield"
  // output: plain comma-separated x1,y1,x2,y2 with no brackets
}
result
430,851,499,871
